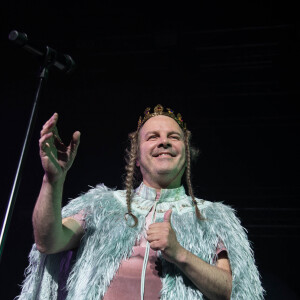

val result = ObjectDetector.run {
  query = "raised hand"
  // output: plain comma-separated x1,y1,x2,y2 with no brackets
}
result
39,113,80,184
147,209,184,263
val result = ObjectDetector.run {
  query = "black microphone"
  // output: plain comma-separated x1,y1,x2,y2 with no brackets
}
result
8,30,76,74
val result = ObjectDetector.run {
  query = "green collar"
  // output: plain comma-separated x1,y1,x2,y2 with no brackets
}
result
134,182,186,203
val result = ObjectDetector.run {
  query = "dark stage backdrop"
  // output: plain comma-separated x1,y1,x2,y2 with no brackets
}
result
1,2,299,299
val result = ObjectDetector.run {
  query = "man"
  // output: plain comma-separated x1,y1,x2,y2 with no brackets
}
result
17,105,264,299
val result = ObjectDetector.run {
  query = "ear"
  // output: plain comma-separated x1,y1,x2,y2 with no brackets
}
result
136,159,140,167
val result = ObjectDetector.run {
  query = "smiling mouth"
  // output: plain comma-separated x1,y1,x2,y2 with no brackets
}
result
154,153,174,157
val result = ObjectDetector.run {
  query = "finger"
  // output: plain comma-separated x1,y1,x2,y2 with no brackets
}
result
70,131,81,153
147,234,164,243
163,209,172,223
149,241,164,251
43,113,57,128
148,222,170,231
39,128,58,156
42,113,58,132
39,132,54,152
47,112,58,125
40,113,58,137
52,125,63,143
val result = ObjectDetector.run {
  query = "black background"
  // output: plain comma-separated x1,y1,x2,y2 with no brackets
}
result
1,1,299,299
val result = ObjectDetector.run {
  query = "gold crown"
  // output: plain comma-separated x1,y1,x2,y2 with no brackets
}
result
137,104,187,131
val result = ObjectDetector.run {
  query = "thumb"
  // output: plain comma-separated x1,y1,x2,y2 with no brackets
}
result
163,209,172,223
70,131,81,152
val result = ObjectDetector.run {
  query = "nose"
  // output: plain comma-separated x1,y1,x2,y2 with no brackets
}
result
158,137,171,148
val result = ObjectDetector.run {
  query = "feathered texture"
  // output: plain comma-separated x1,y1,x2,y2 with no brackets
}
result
16,184,264,300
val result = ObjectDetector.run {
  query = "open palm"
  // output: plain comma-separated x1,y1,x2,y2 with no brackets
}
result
39,113,80,183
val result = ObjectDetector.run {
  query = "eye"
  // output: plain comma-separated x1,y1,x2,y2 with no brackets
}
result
170,135,180,140
148,135,158,140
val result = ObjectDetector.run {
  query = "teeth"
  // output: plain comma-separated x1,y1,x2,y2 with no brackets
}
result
158,153,171,157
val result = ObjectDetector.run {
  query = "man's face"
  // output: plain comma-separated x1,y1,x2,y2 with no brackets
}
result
137,115,186,188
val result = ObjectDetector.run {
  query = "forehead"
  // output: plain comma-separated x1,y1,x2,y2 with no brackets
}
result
139,115,183,136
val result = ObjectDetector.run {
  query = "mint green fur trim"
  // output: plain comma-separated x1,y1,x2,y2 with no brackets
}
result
16,184,264,300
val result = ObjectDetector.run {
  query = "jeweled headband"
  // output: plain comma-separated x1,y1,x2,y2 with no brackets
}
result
137,104,187,131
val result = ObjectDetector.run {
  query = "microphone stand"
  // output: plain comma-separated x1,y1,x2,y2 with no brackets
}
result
0,43,66,263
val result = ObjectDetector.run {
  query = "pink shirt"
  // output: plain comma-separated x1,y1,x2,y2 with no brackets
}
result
103,192,162,300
